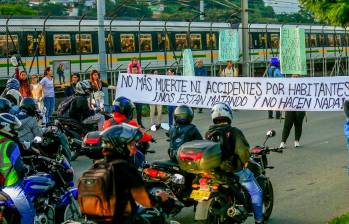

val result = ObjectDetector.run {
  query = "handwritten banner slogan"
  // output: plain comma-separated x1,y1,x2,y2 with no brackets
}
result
218,29,240,62
280,27,307,75
116,73,349,111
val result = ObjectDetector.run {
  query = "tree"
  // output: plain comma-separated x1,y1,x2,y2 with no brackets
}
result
299,0,349,27
0,4,37,16
33,3,69,16
276,8,316,24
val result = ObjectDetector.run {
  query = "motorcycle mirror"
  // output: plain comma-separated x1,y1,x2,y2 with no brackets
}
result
160,123,170,131
33,136,43,144
266,130,276,137
150,125,157,132
10,55,18,67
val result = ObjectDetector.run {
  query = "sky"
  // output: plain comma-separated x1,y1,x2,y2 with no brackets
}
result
263,0,300,14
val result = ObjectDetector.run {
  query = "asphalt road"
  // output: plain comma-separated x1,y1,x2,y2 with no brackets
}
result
71,110,349,224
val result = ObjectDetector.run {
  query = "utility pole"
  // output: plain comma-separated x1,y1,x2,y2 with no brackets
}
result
200,0,204,21
97,0,109,106
241,0,249,77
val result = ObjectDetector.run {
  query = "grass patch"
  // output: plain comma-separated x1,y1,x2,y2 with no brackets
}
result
329,213,349,224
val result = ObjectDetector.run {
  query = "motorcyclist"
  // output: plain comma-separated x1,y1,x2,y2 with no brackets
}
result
16,97,43,145
205,103,264,224
68,80,105,131
0,97,12,113
168,105,202,162
99,123,170,223
1,78,20,96
344,99,349,176
0,113,35,224
4,89,22,115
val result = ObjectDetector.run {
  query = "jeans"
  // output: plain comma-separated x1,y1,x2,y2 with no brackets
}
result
235,168,263,222
2,182,35,224
83,113,105,131
168,106,176,126
43,96,55,123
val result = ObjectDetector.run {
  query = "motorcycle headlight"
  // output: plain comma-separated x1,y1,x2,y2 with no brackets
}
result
171,174,185,185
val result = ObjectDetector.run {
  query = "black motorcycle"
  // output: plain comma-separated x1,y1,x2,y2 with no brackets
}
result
177,130,282,223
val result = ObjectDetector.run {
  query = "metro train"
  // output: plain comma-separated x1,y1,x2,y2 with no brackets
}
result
0,17,348,78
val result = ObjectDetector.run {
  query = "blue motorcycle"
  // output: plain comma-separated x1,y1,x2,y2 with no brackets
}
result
0,154,81,223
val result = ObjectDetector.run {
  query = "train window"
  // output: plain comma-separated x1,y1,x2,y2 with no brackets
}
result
0,35,18,57
76,34,92,53
27,34,45,56
157,33,170,51
327,34,334,47
259,33,267,48
107,33,114,51
270,34,279,48
120,34,135,52
206,33,217,50
305,34,310,48
249,34,253,49
190,34,202,50
319,34,325,47
310,34,317,47
140,34,152,52
53,34,71,54
335,34,341,46
175,34,187,50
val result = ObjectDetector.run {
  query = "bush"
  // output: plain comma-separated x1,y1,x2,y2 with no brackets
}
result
329,213,349,224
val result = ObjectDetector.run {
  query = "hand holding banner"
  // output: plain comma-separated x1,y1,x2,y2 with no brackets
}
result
280,27,307,75
218,29,240,62
183,49,195,76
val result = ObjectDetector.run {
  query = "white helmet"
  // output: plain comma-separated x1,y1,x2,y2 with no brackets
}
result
211,103,233,124
75,80,92,95
5,89,22,106
0,113,21,134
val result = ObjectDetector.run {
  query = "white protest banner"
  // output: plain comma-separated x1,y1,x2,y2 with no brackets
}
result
116,73,349,111
218,29,240,62
183,49,195,76
280,27,307,75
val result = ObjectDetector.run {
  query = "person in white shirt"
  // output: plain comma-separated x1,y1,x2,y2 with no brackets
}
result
220,60,238,77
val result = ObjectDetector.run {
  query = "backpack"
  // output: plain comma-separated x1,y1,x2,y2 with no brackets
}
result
168,124,195,161
78,159,127,221
56,95,76,117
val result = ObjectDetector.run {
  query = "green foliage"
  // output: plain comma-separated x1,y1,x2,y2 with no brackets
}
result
300,0,349,27
33,3,68,16
329,212,349,224
0,4,37,16
276,8,316,24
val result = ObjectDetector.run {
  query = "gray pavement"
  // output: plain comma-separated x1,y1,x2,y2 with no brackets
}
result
71,110,349,224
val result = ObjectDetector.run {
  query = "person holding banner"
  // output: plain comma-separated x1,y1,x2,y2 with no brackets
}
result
280,74,306,149
343,99,349,176
195,59,208,113
130,65,145,128
127,57,142,74
220,60,238,77
267,57,284,119
167,68,177,126
149,70,162,129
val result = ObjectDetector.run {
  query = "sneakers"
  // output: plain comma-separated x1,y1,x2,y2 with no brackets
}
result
279,142,286,149
294,141,300,148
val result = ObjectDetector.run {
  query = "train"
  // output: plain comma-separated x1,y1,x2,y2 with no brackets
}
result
0,17,348,80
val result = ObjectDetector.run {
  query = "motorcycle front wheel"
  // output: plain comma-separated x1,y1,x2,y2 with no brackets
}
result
56,199,82,223
263,179,274,220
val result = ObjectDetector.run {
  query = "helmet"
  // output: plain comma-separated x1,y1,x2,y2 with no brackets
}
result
0,113,21,133
5,89,22,105
211,103,233,124
6,78,20,90
344,99,349,119
100,123,143,157
0,97,11,113
112,97,135,120
174,105,194,125
269,57,280,67
20,97,38,116
75,80,92,95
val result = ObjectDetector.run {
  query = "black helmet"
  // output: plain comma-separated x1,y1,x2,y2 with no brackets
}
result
174,105,194,125
20,97,37,116
112,97,135,120
344,99,349,119
0,97,11,113
100,123,142,157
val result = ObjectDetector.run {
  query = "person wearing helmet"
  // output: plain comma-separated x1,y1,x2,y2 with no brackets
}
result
0,97,12,113
67,80,104,131
344,99,349,176
4,89,22,115
205,103,264,224
1,78,20,97
16,97,43,145
168,105,202,162
99,124,169,223
104,96,153,145
0,113,35,224
267,57,284,119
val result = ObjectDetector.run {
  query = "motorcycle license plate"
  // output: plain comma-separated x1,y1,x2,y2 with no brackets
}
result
190,189,211,200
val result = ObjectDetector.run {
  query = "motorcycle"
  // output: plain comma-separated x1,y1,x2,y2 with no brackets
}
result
0,148,81,223
177,130,282,223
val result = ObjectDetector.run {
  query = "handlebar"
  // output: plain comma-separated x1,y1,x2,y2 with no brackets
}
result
250,146,283,155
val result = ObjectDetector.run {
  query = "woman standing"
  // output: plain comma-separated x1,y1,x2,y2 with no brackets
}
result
90,69,108,110
30,74,44,112
167,68,177,126
40,67,55,123
149,70,162,129
279,74,306,148
16,70,31,97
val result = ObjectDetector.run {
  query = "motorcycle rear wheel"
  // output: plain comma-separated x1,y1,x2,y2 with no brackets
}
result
56,199,82,223
263,179,274,220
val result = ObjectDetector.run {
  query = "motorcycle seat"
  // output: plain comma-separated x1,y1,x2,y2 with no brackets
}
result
152,160,180,170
